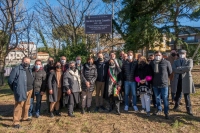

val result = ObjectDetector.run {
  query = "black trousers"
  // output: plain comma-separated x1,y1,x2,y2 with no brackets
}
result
109,96,120,112
174,78,191,110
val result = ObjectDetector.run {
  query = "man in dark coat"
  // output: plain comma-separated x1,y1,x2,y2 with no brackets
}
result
44,57,55,112
105,59,122,115
63,61,82,117
150,51,172,119
28,60,46,118
172,50,195,116
81,57,97,114
8,57,34,128
122,51,138,112
60,56,69,109
94,52,109,112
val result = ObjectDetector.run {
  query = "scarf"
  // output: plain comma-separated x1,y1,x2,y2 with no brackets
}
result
68,69,82,91
108,67,119,97
153,60,161,73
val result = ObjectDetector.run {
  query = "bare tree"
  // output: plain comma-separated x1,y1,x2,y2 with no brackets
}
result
0,0,33,85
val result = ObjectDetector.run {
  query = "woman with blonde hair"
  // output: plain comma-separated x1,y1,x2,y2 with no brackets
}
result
135,56,153,116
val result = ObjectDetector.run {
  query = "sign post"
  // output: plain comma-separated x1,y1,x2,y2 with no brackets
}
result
85,14,112,52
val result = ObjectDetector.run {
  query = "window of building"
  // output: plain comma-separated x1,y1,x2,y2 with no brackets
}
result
187,36,195,41
10,54,13,57
17,54,19,57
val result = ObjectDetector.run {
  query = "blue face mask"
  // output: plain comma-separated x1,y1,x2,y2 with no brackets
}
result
35,65,41,70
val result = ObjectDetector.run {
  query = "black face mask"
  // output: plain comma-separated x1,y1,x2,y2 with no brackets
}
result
70,66,75,70
56,65,61,69
109,62,115,66
98,58,103,61
23,62,30,68
49,60,54,66
88,62,93,65
171,53,176,57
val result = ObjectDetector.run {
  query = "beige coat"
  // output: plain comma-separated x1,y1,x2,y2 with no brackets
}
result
172,58,195,94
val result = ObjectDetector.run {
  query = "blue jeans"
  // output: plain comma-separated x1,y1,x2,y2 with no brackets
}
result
29,92,42,117
124,81,137,106
153,87,169,114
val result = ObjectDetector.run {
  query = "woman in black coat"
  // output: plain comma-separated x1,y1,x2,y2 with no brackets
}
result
104,59,122,115
81,57,97,114
48,61,63,117
135,56,153,116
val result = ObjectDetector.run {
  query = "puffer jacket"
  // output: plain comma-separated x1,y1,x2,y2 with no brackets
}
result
122,60,138,82
81,63,97,92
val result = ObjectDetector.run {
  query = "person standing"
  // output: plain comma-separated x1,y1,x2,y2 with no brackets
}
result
110,51,123,68
60,56,68,109
8,57,34,128
29,60,46,118
135,56,153,116
44,57,55,113
122,51,138,112
81,57,97,114
94,52,108,112
172,50,195,116
63,61,82,117
150,51,172,119
76,56,83,75
48,61,63,117
105,59,122,115
166,50,178,103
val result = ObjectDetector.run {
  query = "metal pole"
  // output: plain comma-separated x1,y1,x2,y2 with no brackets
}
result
97,34,100,52
112,0,114,50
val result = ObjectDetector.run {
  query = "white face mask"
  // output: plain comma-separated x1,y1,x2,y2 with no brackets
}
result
128,56,133,60
155,56,161,61
61,60,66,65
76,60,81,64
180,54,186,59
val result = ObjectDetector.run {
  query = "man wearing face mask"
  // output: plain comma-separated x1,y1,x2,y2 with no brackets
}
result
166,50,178,103
28,60,46,119
63,61,82,117
8,57,34,128
60,56,68,109
76,56,83,75
94,52,109,112
150,51,172,119
44,57,55,113
172,50,195,116
119,51,125,63
60,56,69,73
122,51,138,112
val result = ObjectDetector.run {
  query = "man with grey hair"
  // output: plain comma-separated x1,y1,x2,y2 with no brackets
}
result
8,57,34,128
63,61,81,117
172,50,195,116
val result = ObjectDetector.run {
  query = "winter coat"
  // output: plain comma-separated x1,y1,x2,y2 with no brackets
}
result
48,70,63,102
31,68,46,98
135,63,153,95
44,64,55,90
63,69,81,93
150,59,172,88
81,63,97,92
122,60,138,82
172,58,195,94
104,65,123,101
94,60,108,82
8,64,33,102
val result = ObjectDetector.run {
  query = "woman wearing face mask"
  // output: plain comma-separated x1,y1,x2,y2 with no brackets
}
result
81,57,97,114
105,59,122,115
63,61,82,117
48,61,63,117
135,56,153,116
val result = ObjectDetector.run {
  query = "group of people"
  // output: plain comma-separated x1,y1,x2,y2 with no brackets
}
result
8,49,195,128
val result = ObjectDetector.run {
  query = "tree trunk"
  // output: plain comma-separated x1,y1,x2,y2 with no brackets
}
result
0,57,6,86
